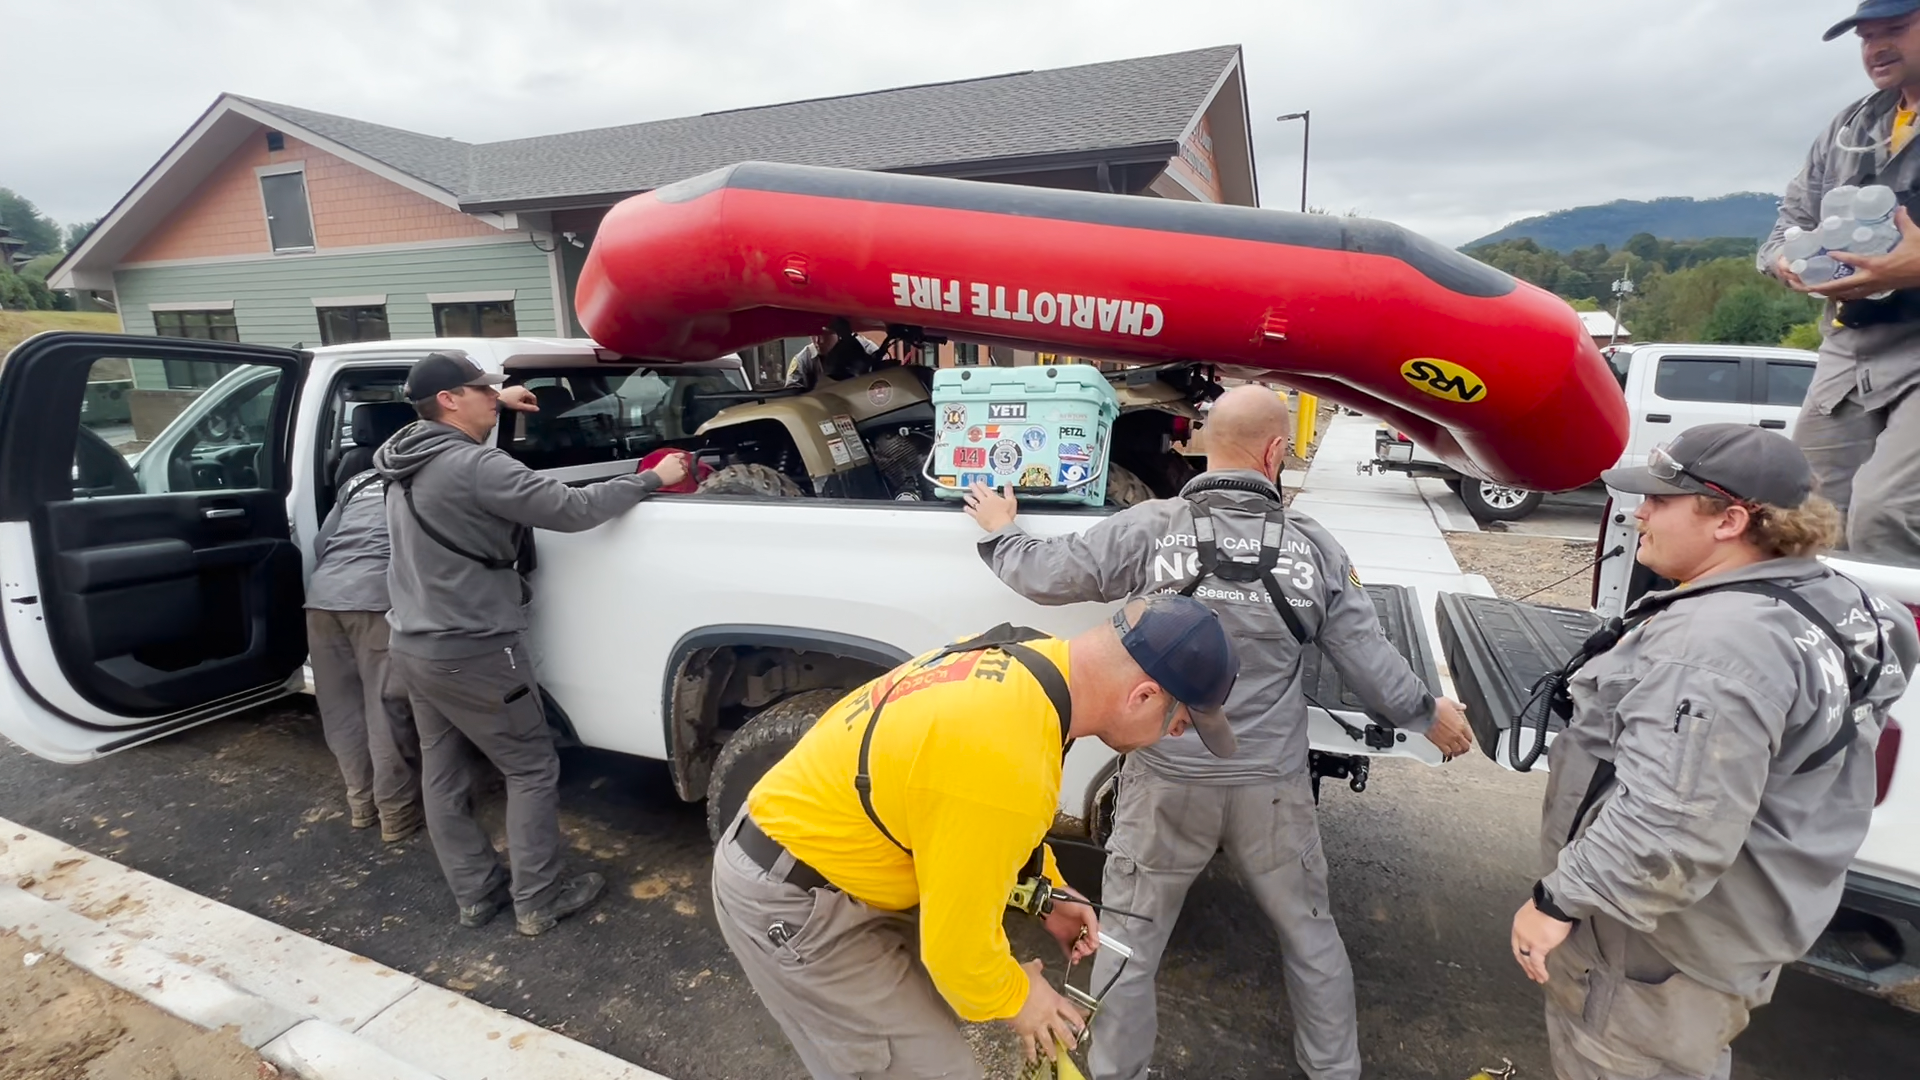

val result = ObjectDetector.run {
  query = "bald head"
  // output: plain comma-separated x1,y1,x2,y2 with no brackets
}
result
1203,385,1293,473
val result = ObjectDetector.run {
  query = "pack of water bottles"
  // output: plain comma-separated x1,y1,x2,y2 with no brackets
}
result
1783,184,1900,291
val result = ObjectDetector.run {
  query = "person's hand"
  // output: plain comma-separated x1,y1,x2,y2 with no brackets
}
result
1042,890,1100,963
1816,207,1920,300
1773,255,1814,294
964,481,1018,531
648,451,692,488
1424,697,1473,759
1511,900,1575,985
497,385,540,412
1007,959,1087,1064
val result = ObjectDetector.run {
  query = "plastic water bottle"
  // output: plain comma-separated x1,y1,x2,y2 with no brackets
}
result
1818,215,1856,251
1854,185,1898,228
1795,255,1842,285
1853,223,1900,256
1822,185,1861,221
1782,226,1823,263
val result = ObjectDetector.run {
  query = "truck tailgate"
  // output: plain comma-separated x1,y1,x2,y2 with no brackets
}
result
1433,592,1603,765
1299,582,1444,758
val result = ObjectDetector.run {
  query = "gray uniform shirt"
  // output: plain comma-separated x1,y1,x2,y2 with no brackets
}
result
980,470,1436,785
305,469,392,613
1539,558,1918,996
1759,90,1920,414
374,420,663,659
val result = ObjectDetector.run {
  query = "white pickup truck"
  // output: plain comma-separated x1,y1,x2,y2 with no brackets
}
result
1373,342,1818,523
0,331,1444,850
1436,494,1920,1011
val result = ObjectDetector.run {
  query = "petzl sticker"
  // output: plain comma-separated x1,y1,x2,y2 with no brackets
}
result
1399,358,1487,403
989,439,1022,475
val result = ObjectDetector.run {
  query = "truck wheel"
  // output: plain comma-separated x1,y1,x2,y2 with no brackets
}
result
699,463,805,498
705,688,847,843
1104,464,1155,507
1460,480,1543,523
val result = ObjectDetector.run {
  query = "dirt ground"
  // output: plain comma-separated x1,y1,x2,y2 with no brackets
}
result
1444,529,1599,608
0,931,272,1080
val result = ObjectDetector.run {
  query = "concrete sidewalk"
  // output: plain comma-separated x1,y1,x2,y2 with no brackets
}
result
0,819,668,1080
1290,411,1495,688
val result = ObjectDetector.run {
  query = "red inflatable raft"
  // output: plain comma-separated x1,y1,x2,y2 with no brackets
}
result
575,162,1627,491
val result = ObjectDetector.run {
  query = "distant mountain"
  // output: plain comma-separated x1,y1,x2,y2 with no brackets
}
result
1464,193,1782,252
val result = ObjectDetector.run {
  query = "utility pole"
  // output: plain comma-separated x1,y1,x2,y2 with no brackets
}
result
1609,257,1635,349
1276,111,1311,213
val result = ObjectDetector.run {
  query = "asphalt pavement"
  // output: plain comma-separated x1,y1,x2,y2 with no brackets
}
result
1,700,1914,1080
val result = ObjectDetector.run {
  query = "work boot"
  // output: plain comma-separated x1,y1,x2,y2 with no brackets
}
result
457,882,512,929
515,873,606,937
380,808,423,844
348,799,377,830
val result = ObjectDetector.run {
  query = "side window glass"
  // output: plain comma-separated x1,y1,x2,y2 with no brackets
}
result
1652,358,1744,403
1764,362,1814,407
72,355,287,498
502,367,747,470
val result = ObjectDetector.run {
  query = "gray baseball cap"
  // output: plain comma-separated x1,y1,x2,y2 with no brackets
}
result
1601,423,1814,508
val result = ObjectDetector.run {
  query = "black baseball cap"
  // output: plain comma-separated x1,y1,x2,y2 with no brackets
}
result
1110,594,1240,757
404,351,507,402
1825,0,1920,40
1601,423,1814,508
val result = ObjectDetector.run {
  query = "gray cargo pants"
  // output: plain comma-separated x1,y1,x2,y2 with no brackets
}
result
1542,915,1766,1080
389,642,565,916
305,609,419,828
1090,762,1358,1080
711,813,982,1080
1793,387,1920,562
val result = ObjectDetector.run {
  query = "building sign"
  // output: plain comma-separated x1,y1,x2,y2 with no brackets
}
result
1164,116,1224,204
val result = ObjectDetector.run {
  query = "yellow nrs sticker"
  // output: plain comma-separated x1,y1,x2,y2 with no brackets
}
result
1400,358,1488,404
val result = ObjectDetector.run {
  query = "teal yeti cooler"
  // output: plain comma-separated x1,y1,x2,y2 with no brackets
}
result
926,364,1121,506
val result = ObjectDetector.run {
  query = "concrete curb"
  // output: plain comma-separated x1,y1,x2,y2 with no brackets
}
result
0,820,669,1080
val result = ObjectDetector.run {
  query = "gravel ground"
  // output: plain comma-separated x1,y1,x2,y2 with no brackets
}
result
1444,530,1599,608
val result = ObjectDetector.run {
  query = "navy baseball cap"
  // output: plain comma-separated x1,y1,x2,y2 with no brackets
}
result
1110,594,1240,757
1825,0,1920,40
405,351,506,402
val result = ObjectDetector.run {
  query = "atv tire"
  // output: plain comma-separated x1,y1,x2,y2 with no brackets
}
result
705,688,846,843
1104,464,1156,508
699,463,806,498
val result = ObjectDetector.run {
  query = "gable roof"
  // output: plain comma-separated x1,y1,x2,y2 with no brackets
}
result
53,45,1245,289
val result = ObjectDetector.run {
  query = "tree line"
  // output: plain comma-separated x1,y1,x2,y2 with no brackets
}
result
0,188,97,312
1464,233,1823,349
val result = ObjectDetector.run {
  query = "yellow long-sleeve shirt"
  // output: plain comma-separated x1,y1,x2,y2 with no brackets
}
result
746,637,1071,1023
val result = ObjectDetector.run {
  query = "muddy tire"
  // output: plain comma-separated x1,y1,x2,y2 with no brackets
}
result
1459,480,1543,523
1104,464,1155,508
699,462,806,498
705,688,846,843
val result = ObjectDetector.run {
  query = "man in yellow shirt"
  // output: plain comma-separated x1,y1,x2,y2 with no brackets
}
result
713,595,1240,1079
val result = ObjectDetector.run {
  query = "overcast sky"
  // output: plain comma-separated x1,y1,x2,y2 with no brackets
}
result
0,0,1873,247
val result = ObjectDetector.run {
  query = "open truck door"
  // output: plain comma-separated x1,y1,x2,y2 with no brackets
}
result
0,333,311,763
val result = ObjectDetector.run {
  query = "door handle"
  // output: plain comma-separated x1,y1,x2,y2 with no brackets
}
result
1645,413,1672,423
203,507,246,520
1758,419,1787,429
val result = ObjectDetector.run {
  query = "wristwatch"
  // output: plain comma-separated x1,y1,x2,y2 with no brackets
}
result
1533,880,1577,923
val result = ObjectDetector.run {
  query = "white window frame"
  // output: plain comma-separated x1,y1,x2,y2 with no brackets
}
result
425,289,517,304
255,162,317,254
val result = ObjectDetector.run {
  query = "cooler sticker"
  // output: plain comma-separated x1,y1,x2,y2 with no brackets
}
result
1057,411,1092,423
987,402,1027,421
990,439,1022,475
1018,465,1054,488
941,403,969,430
983,425,1002,439
818,421,839,436
937,475,958,487
868,380,894,407
1060,425,1088,440
826,438,852,466
1058,442,1090,463
1021,427,1047,451
954,445,987,469
967,427,983,442
1399,358,1487,404
1060,462,1091,485
957,471,996,488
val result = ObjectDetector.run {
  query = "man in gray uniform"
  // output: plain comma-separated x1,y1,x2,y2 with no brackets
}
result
306,455,419,842
1761,1,1920,559
376,352,690,936
1512,424,1917,1080
965,385,1473,1080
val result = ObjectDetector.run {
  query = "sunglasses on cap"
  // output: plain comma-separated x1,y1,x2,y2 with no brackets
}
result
1647,443,1754,506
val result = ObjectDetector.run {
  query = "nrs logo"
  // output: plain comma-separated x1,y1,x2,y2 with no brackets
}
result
1399,358,1487,404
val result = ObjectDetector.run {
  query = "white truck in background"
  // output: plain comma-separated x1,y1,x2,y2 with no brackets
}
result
1373,342,1818,523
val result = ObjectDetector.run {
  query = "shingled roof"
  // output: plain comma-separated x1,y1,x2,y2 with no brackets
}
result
239,45,1241,211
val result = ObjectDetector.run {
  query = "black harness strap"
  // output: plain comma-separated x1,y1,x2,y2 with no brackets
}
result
312,470,383,560
391,474,529,573
854,624,1071,854
1180,498,1314,645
